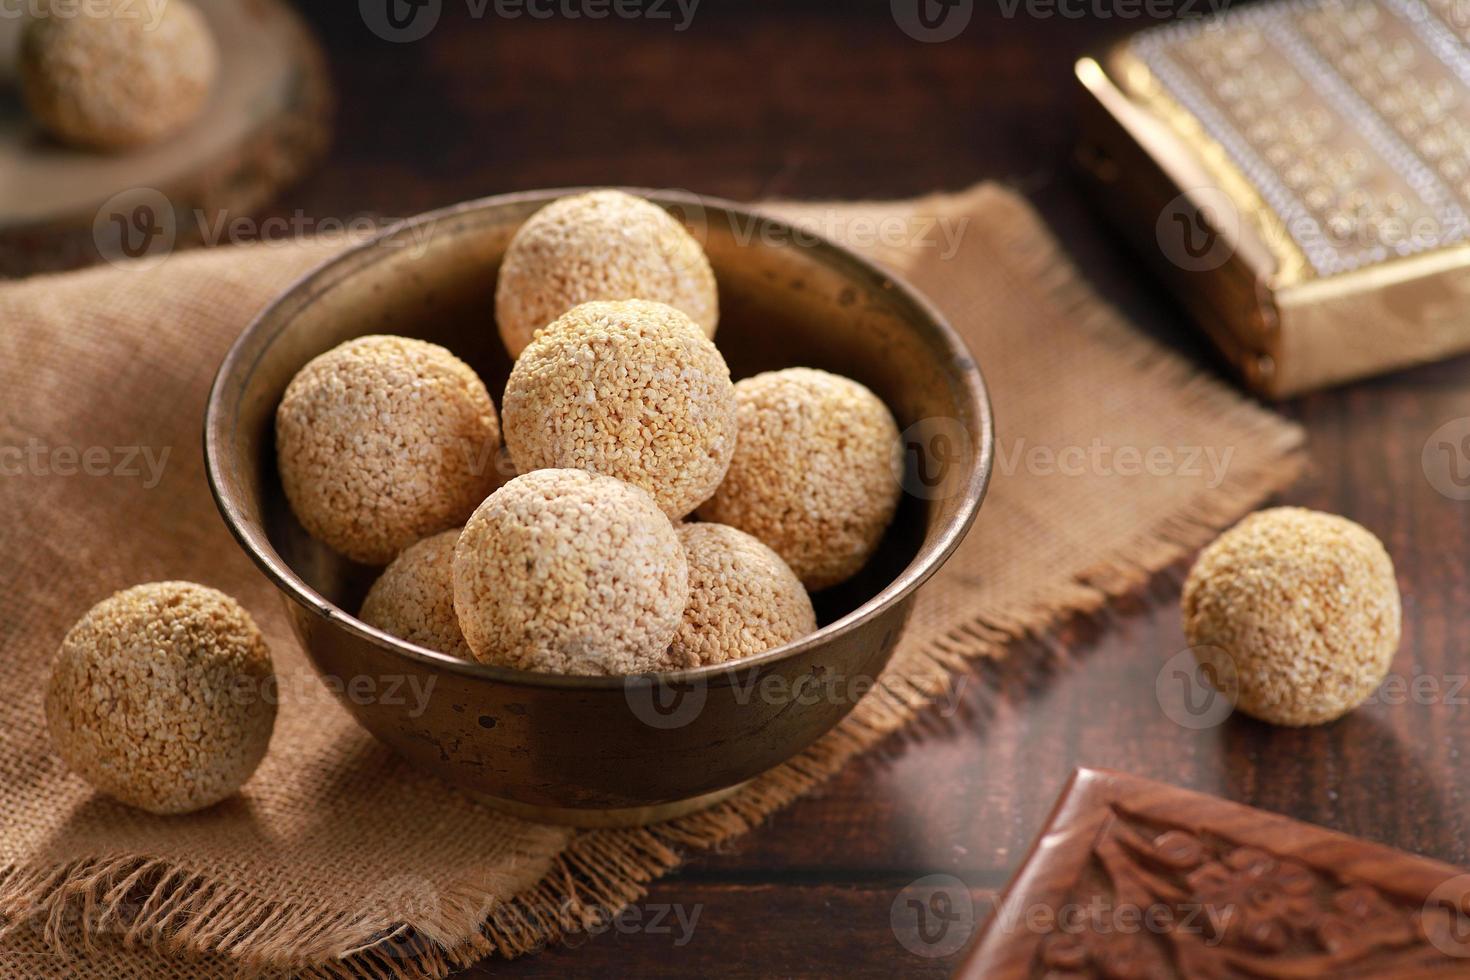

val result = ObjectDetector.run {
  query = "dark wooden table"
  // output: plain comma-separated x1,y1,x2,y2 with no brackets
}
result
277,2,1470,975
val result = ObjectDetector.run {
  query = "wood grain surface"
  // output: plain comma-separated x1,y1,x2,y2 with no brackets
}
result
268,2,1470,975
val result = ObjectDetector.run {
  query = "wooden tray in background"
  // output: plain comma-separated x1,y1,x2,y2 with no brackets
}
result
0,0,332,276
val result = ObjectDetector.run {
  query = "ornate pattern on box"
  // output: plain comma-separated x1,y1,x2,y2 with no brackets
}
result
957,769,1470,979
1125,0,1470,281
1034,807,1459,976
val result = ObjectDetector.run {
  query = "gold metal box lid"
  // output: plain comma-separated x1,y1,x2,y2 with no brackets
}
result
1076,0,1470,397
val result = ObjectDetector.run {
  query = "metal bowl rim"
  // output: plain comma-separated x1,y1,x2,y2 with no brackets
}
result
204,186,996,692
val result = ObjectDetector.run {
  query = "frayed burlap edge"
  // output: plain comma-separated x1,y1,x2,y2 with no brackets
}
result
0,187,1306,979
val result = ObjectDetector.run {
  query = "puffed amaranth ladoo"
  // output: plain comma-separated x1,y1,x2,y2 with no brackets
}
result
1182,507,1401,726
20,0,219,150
452,469,689,675
495,190,718,357
665,522,816,669
275,335,501,565
502,300,737,520
361,529,472,660
46,582,276,814
699,368,902,590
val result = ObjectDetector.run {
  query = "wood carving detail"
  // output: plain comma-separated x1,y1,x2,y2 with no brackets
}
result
1024,806,1470,978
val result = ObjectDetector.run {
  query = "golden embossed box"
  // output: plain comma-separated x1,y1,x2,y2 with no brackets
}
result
1075,0,1470,397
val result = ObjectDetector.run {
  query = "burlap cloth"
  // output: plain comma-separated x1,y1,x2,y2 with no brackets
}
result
0,185,1304,978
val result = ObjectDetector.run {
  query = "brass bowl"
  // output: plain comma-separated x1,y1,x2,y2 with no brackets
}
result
205,188,994,827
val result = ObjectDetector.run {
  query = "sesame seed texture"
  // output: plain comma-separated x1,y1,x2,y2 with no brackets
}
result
360,529,472,660
45,582,276,814
502,300,737,520
698,367,902,591
451,469,689,675
664,522,817,669
275,335,501,566
20,0,218,151
1182,507,1401,726
495,190,718,357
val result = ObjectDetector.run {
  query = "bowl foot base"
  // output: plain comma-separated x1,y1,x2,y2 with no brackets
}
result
471,781,751,828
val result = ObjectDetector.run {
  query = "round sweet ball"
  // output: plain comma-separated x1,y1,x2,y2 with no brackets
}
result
502,300,737,520
495,190,718,357
360,530,471,660
1182,507,1401,727
452,469,689,675
45,582,276,814
20,0,218,151
666,522,817,669
276,335,501,566
698,368,902,591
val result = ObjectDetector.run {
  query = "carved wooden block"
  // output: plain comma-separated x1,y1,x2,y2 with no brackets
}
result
956,769,1470,978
